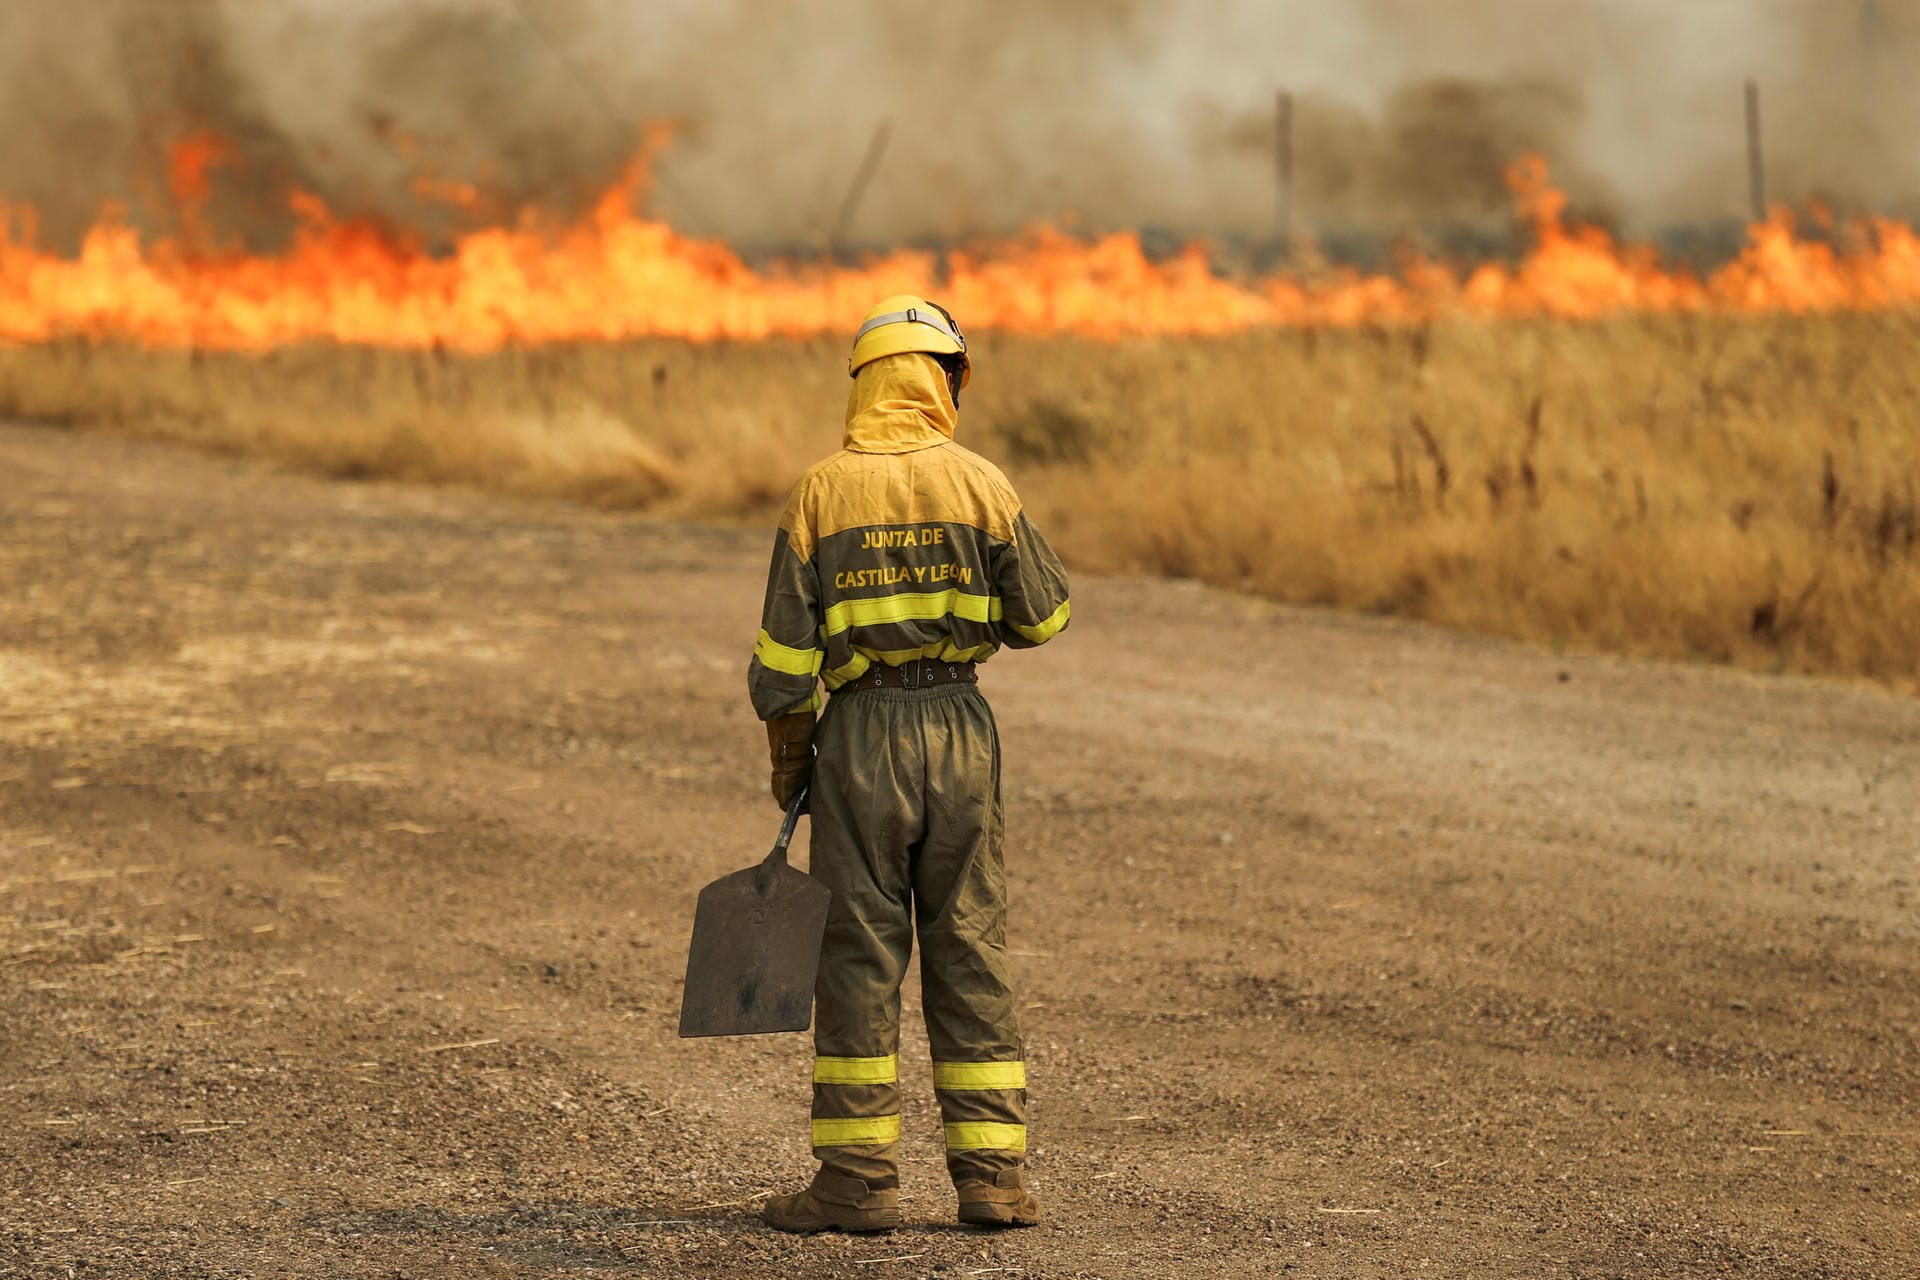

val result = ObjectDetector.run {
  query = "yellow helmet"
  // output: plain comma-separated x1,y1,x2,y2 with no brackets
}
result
848,294,970,388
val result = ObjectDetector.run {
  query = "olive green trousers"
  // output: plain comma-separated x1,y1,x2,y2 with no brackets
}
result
806,683,1028,1189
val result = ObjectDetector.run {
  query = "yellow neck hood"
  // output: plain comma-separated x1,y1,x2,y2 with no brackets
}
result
843,352,957,454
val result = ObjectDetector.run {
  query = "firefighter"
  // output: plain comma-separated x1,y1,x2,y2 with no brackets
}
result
747,295,1071,1233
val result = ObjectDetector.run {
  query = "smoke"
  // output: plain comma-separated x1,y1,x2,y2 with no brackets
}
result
1191,77,1603,248
0,0,1915,253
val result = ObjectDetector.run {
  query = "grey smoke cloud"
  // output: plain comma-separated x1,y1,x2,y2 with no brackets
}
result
0,0,1912,253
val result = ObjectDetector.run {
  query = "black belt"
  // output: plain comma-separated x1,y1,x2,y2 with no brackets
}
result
835,659,979,693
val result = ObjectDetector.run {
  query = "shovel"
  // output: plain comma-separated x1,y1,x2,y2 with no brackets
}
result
677,786,832,1038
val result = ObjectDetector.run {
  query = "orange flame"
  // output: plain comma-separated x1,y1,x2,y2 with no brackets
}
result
165,130,236,210
3,140,1919,351
162,129,236,250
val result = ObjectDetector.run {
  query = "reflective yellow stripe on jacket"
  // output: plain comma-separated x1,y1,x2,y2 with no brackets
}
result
754,628,823,677
822,589,1003,639
1011,599,1071,645
745,357,1070,722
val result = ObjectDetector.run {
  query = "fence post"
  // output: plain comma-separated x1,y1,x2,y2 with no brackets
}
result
1275,90,1294,244
828,121,894,259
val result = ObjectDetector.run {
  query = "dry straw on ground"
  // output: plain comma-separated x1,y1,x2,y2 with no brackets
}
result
3,315,1916,685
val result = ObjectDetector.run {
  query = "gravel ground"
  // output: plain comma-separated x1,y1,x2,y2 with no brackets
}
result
1,422,1915,1279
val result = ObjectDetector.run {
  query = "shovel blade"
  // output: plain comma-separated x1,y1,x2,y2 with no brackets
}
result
678,859,832,1038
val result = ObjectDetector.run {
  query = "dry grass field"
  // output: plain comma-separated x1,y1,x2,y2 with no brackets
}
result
4,313,1917,685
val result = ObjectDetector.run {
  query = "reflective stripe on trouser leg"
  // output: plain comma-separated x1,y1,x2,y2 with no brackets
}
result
810,685,1029,1187
945,1120,1027,1152
932,1060,1026,1091
934,1060,1027,1171
811,1056,901,1159
911,688,1029,1185
810,1060,902,1186
808,695,923,1191
815,1053,900,1085
811,1112,901,1148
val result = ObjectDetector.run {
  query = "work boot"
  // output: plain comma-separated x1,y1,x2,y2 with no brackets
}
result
955,1169,1041,1228
761,1169,901,1235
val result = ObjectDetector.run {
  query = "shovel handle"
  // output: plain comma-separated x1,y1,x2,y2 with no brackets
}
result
773,783,810,859
755,785,810,892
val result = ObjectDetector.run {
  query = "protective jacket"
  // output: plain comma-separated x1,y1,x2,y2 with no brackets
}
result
747,353,1071,720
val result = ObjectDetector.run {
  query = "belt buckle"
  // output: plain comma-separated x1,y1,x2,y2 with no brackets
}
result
900,660,922,690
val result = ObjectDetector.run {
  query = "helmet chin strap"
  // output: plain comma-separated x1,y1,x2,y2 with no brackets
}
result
936,355,965,408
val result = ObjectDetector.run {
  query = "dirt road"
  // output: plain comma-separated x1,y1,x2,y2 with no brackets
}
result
2,422,1915,1279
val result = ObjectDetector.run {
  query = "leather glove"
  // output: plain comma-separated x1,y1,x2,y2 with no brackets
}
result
766,711,815,810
